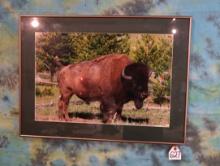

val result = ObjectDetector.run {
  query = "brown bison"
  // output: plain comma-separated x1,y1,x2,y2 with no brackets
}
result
57,54,150,123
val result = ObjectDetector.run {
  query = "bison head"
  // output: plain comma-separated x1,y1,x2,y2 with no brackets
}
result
121,63,150,109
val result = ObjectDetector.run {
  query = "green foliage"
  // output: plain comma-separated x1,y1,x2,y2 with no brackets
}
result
36,32,76,81
133,34,172,104
152,82,167,105
152,73,171,105
134,34,172,76
36,32,75,71
36,86,54,97
36,32,130,80
36,32,172,104
69,33,130,62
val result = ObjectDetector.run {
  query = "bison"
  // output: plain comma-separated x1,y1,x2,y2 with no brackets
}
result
57,54,150,123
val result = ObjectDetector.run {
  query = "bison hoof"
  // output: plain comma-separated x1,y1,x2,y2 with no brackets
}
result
102,117,114,123
102,118,109,123
64,116,70,121
102,113,121,124
58,113,70,121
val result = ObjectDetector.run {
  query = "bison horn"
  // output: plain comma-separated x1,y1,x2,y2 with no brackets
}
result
122,68,132,80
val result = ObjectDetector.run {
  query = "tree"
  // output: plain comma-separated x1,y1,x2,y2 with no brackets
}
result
133,34,173,103
134,34,172,76
70,33,130,62
36,32,130,81
36,32,75,81
152,73,171,106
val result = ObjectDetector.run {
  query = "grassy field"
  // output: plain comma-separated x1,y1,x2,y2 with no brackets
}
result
35,85,170,127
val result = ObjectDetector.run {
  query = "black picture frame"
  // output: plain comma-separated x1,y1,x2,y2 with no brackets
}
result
20,16,191,144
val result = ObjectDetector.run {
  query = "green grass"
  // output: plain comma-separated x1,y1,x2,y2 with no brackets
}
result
35,85,170,127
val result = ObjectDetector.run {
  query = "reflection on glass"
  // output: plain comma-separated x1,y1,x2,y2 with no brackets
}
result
172,28,177,34
31,18,39,28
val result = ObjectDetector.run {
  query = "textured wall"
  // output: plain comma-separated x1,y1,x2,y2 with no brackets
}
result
0,0,220,165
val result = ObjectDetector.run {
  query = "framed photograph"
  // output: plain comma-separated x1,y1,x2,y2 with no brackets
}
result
20,16,191,144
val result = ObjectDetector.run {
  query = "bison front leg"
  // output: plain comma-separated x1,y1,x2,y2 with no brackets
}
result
100,102,118,123
100,103,112,123
58,93,72,121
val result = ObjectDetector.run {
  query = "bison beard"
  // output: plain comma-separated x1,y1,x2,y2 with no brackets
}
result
57,54,149,123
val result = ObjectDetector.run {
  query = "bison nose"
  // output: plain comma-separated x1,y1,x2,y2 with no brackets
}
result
134,100,143,109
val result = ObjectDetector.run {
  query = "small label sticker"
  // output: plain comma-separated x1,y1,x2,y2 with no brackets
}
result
169,145,181,160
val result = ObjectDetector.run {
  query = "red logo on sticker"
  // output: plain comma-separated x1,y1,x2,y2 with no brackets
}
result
169,145,181,160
